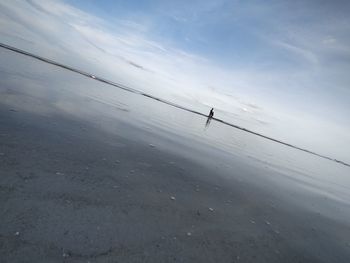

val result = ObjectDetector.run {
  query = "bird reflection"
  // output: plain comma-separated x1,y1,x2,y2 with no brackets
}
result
205,116,212,128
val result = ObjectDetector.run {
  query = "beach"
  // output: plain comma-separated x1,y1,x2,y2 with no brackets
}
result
1,48,350,262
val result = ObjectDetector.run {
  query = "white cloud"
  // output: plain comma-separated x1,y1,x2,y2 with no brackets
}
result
272,40,319,65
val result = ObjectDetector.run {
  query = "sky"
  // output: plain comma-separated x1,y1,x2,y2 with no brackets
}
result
0,0,349,162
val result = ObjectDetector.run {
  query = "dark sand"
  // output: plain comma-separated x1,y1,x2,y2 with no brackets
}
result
1,104,350,263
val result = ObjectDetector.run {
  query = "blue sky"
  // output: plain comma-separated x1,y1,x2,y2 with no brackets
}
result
67,0,350,120
0,0,349,161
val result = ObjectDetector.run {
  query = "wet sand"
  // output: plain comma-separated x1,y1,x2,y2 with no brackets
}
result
1,104,350,263
0,46,350,263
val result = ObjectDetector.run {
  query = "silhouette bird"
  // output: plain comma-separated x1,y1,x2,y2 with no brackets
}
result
209,108,214,118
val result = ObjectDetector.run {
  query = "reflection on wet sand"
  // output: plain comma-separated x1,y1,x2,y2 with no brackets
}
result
205,116,212,129
1,42,348,168
1,45,350,262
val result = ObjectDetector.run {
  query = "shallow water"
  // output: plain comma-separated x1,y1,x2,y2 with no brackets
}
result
1,46,350,217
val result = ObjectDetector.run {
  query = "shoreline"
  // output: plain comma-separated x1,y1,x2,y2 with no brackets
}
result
0,42,348,168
